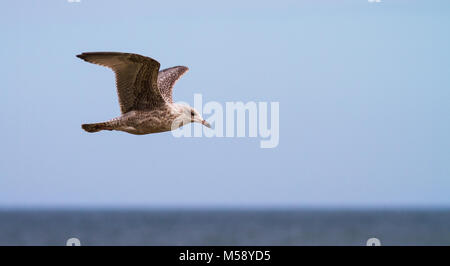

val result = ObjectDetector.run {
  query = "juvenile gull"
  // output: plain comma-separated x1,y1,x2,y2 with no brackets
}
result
77,52,210,134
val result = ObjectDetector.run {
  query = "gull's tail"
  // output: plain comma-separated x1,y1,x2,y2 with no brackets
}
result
81,122,110,133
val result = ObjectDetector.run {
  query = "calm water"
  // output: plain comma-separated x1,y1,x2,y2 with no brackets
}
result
0,209,449,246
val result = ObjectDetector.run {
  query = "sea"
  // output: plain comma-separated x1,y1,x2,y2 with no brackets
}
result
0,209,449,246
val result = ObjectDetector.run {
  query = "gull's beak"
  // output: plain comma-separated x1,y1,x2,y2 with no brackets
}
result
202,120,211,128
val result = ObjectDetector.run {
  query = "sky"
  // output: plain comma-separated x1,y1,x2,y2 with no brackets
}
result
0,0,449,208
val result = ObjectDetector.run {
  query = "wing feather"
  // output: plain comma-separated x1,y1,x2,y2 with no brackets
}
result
157,66,189,103
77,52,165,113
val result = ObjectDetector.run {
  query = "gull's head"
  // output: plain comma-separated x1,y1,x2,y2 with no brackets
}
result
175,104,211,128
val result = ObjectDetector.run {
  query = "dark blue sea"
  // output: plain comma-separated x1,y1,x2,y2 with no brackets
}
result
0,209,449,246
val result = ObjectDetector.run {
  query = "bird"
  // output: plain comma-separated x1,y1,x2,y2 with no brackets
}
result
76,52,211,135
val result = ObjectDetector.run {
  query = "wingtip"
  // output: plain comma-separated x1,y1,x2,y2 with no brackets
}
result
177,66,189,73
76,53,85,60
173,65,189,71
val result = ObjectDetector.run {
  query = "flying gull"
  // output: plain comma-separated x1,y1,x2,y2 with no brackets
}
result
77,52,211,134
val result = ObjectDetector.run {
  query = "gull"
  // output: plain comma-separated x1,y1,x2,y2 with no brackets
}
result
76,52,210,135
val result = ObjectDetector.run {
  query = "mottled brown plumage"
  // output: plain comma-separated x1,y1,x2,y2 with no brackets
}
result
158,66,189,103
77,52,210,134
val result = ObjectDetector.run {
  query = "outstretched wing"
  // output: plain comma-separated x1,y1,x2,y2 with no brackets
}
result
77,52,165,113
157,66,189,103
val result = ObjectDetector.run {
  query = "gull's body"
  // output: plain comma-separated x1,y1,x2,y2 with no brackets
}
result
76,52,210,134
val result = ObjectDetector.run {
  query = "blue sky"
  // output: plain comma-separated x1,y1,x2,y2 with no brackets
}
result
0,0,449,208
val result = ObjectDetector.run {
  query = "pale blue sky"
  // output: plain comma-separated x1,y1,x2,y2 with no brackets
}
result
0,0,449,208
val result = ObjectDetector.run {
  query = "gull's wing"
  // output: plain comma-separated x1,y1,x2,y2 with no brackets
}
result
77,52,165,113
157,66,189,103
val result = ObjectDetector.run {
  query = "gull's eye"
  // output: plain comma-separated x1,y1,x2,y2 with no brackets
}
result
191,110,195,117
